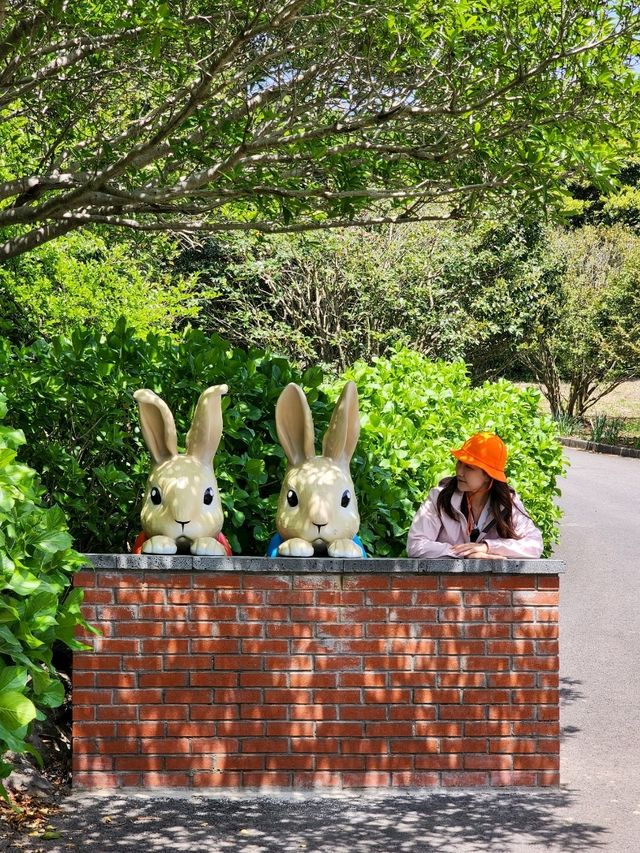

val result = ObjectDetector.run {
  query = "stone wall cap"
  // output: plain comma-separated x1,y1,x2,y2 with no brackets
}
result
83,554,566,574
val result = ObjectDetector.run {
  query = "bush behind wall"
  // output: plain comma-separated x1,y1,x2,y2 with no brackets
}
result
0,322,564,556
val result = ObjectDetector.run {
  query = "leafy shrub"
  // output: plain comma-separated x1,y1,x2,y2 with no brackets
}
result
0,393,89,797
0,324,564,557
336,347,565,555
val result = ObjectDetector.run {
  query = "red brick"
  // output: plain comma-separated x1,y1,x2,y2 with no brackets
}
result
244,576,291,589
488,673,536,688
216,590,263,605
364,755,414,771
342,772,393,787
464,754,512,770
464,624,510,639
463,592,511,606
465,722,511,737
443,577,487,589
82,589,115,604
491,770,538,786
244,704,288,720
193,574,241,589
96,673,137,689
442,771,488,786
74,689,113,705
316,656,360,671
416,755,464,771
217,622,263,637
214,755,264,770
490,738,537,753
316,722,364,738
74,722,117,738
267,623,312,638
414,689,460,704
73,707,95,721
487,641,535,655
488,607,534,622
140,738,191,754
415,591,462,606
293,575,340,590
189,639,239,654
164,688,214,704
245,772,293,787
122,655,163,671
169,589,218,604
513,656,559,672
166,722,215,737
439,640,485,655
264,688,311,705
536,609,559,622
142,639,188,654
441,737,487,753
190,705,239,720
340,705,387,721
513,623,558,639
538,707,560,721
114,622,164,638
239,671,287,688
514,722,559,737
139,706,188,721
489,706,535,721
143,772,191,786
514,755,559,771
267,591,314,606
538,577,560,590
513,689,558,704
213,688,260,704
340,739,389,755
190,673,238,687
390,738,440,753
78,655,121,671
290,672,336,688
465,657,510,671
343,576,390,590
537,771,560,786
367,591,413,605
363,688,411,704
490,577,536,590
74,570,97,588
266,721,314,737
189,606,238,621
391,576,438,589
240,639,289,654
210,655,261,670
192,771,243,786
512,592,558,606
537,643,559,658
74,772,118,788
268,656,313,671
392,607,440,621
365,722,412,737
118,589,166,604
439,673,486,688
538,740,560,753
290,705,337,721
266,755,314,770
97,706,137,721
73,755,114,771
118,722,165,738
462,689,510,704
389,673,437,688
415,721,462,737
439,706,486,720
74,672,95,688
391,706,437,722
317,624,363,638
139,673,188,688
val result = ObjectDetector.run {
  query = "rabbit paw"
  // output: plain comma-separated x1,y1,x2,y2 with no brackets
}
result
141,536,178,555
191,537,228,556
278,538,315,557
328,539,364,558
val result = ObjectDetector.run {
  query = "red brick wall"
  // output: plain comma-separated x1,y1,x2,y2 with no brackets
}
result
72,568,560,789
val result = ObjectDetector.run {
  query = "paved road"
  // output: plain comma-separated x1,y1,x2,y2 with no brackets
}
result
5,447,639,852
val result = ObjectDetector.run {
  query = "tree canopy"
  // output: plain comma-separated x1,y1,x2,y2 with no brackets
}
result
1,0,639,259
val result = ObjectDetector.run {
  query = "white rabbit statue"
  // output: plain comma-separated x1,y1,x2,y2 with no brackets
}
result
267,381,366,558
132,385,231,556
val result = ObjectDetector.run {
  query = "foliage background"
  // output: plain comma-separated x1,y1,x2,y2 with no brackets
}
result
0,326,564,558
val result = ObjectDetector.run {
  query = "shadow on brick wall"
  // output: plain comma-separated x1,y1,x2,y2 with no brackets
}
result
42,788,607,852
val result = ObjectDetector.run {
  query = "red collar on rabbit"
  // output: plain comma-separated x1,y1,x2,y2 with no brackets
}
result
132,531,232,556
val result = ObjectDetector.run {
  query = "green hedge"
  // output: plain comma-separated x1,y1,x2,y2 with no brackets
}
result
0,323,564,557
0,393,89,796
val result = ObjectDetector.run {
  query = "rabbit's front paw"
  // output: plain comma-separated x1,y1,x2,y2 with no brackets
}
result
328,539,363,558
142,536,178,555
191,537,228,556
278,538,315,557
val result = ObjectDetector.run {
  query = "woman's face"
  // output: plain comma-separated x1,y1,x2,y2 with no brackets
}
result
456,460,492,493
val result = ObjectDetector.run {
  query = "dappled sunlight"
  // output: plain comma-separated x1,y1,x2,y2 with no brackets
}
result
44,789,608,852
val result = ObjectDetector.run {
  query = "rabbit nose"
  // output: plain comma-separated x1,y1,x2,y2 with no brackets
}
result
175,519,190,531
313,522,327,532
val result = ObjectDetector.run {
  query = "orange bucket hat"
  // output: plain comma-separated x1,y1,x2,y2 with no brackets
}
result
451,432,508,482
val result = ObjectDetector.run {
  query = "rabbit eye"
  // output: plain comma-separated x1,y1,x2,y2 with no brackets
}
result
150,487,162,506
203,487,215,506
286,489,299,507
341,489,351,508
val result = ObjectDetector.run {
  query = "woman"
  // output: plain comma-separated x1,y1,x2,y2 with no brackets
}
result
406,432,543,559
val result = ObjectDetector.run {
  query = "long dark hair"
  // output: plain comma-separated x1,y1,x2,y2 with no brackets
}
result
436,476,521,540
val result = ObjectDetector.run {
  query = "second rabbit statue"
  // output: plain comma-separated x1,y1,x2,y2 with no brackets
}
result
267,381,366,558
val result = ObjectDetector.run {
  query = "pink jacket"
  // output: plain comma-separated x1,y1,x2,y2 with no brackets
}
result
406,482,543,559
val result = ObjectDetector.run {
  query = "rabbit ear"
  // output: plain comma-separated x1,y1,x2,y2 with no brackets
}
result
186,384,228,465
134,389,178,464
322,381,360,466
276,383,315,465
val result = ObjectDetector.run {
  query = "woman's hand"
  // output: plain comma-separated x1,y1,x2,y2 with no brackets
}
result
451,541,493,559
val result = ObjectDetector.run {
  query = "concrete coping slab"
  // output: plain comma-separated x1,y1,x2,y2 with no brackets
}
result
83,554,565,574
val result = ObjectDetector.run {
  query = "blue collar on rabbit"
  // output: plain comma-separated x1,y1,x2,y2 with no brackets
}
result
266,532,367,559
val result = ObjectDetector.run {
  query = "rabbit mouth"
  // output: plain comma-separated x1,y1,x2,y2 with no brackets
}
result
175,519,190,532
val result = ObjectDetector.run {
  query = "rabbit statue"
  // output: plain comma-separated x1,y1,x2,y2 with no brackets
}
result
267,381,366,558
132,385,232,556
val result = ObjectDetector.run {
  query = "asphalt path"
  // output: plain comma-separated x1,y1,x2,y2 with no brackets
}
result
4,447,639,852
